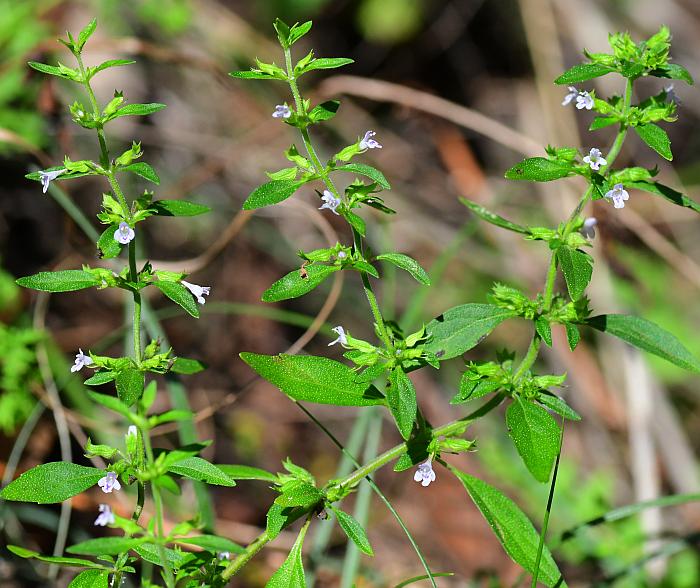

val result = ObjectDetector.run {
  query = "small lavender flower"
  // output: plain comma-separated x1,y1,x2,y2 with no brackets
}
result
318,190,341,215
182,280,211,305
71,349,94,373
576,91,594,110
337,250,347,260
97,471,122,494
38,169,65,194
272,104,292,119
114,222,135,245
581,217,598,239
605,183,629,209
218,552,231,561
561,86,579,106
583,148,607,171
413,459,436,487
94,504,115,527
328,326,348,347
665,84,680,105
359,130,382,150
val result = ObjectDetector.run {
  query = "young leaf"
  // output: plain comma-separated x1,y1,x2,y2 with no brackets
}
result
275,482,322,508
425,304,515,360
1,462,104,503
90,59,135,77
175,535,244,554
460,197,530,235
505,157,573,182
537,393,581,421
557,246,593,300
633,123,672,161
266,522,309,588
167,456,236,487
589,116,619,131
8,546,105,569
335,163,390,189
170,357,206,374
120,162,161,184
87,391,132,418
376,253,430,285
299,57,354,73
650,63,694,85
28,61,79,81
565,323,580,351
451,378,501,404
387,367,418,440
16,270,98,292
68,569,109,588
151,199,211,217
506,399,561,483
535,316,553,347
554,62,613,84
586,314,700,372
240,353,385,407
97,225,122,259
288,21,313,46
216,464,279,482
109,103,167,119
266,503,296,540
243,180,304,210
133,544,187,568
67,537,147,556
115,368,144,406
76,18,97,52
228,70,278,80
626,180,700,214
262,265,339,302
154,281,200,318
330,505,374,556
449,468,565,587
308,100,340,123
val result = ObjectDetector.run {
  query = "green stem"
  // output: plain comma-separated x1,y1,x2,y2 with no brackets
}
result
75,53,110,168
128,241,142,365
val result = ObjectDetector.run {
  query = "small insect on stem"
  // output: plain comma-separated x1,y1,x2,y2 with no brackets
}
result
300,261,309,279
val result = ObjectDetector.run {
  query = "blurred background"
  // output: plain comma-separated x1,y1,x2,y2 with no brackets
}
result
1,0,699,586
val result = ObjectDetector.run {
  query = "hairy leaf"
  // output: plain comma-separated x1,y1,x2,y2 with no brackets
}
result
376,253,430,285
633,123,672,160
16,270,98,292
554,62,613,84
262,265,339,302
505,157,573,182
1,462,104,503
387,367,418,440
243,180,304,209
557,246,593,300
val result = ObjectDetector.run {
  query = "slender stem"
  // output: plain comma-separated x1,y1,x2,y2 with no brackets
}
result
75,53,110,168
128,242,142,365
221,530,271,579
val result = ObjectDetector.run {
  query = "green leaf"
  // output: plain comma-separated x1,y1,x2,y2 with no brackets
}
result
451,378,501,404
151,200,211,217
650,63,694,85
240,353,385,407
87,391,131,418
16,270,98,292
120,162,160,184
537,393,581,421
76,18,97,51
28,61,78,81
565,323,580,351
228,70,276,80
335,163,390,189
154,281,200,318
67,537,147,556
217,464,279,482
589,116,619,131
8,545,105,569
330,505,374,556
243,180,304,210
90,59,135,77
115,368,144,406
376,253,430,285
627,180,700,214
68,570,109,588
449,468,565,587
505,157,573,182
425,304,515,360
167,456,236,486
387,368,417,440
266,522,309,587
288,21,313,45
175,535,245,554
506,399,561,483
97,225,123,259
262,265,339,302
1,462,104,503
633,123,672,160
460,197,530,235
110,103,167,118
586,314,700,372
266,503,295,540
535,316,553,347
275,482,322,508
308,100,339,123
300,57,354,73
133,544,187,568
557,246,593,300
170,357,206,374
554,62,613,84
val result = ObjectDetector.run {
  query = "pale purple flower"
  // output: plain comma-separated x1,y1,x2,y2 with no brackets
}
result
605,183,629,209
665,84,680,105
576,91,594,110
126,425,137,439
218,552,231,561
97,471,121,494
413,459,436,487
359,130,382,150
272,104,292,119
182,280,210,305
319,190,341,215
39,169,65,193
71,349,94,373
581,217,597,239
337,250,347,260
328,326,348,347
583,148,607,171
562,86,579,106
114,222,135,245
94,504,115,527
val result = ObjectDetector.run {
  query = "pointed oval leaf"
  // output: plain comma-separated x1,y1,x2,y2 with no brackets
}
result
376,253,430,285
387,368,417,440
167,456,236,487
330,506,374,556
301,57,354,73
557,246,593,301
111,103,167,118
175,535,244,554
554,62,613,84
266,524,309,587
627,180,700,214
335,163,390,189
8,545,105,569
586,314,700,372
262,265,338,302
1,462,104,503
217,464,279,482
505,157,573,182
633,123,672,161
67,537,147,556
115,368,145,406
537,393,581,421
240,353,385,407
151,199,211,217
97,225,123,259
154,281,200,318
308,100,339,123
16,270,98,292
243,180,304,210
69,569,110,588
460,197,530,234
120,162,161,184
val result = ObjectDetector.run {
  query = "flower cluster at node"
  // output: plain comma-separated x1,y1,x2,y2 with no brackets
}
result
114,221,135,245
359,130,382,150
581,217,598,239
272,104,292,119
38,169,65,194
605,183,629,209
328,326,348,347
71,349,94,373
94,503,115,527
413,459,436,487
562,86,594,110
97,471,121,494
319,190,341,215
583,148,607,171
182,280,211,305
